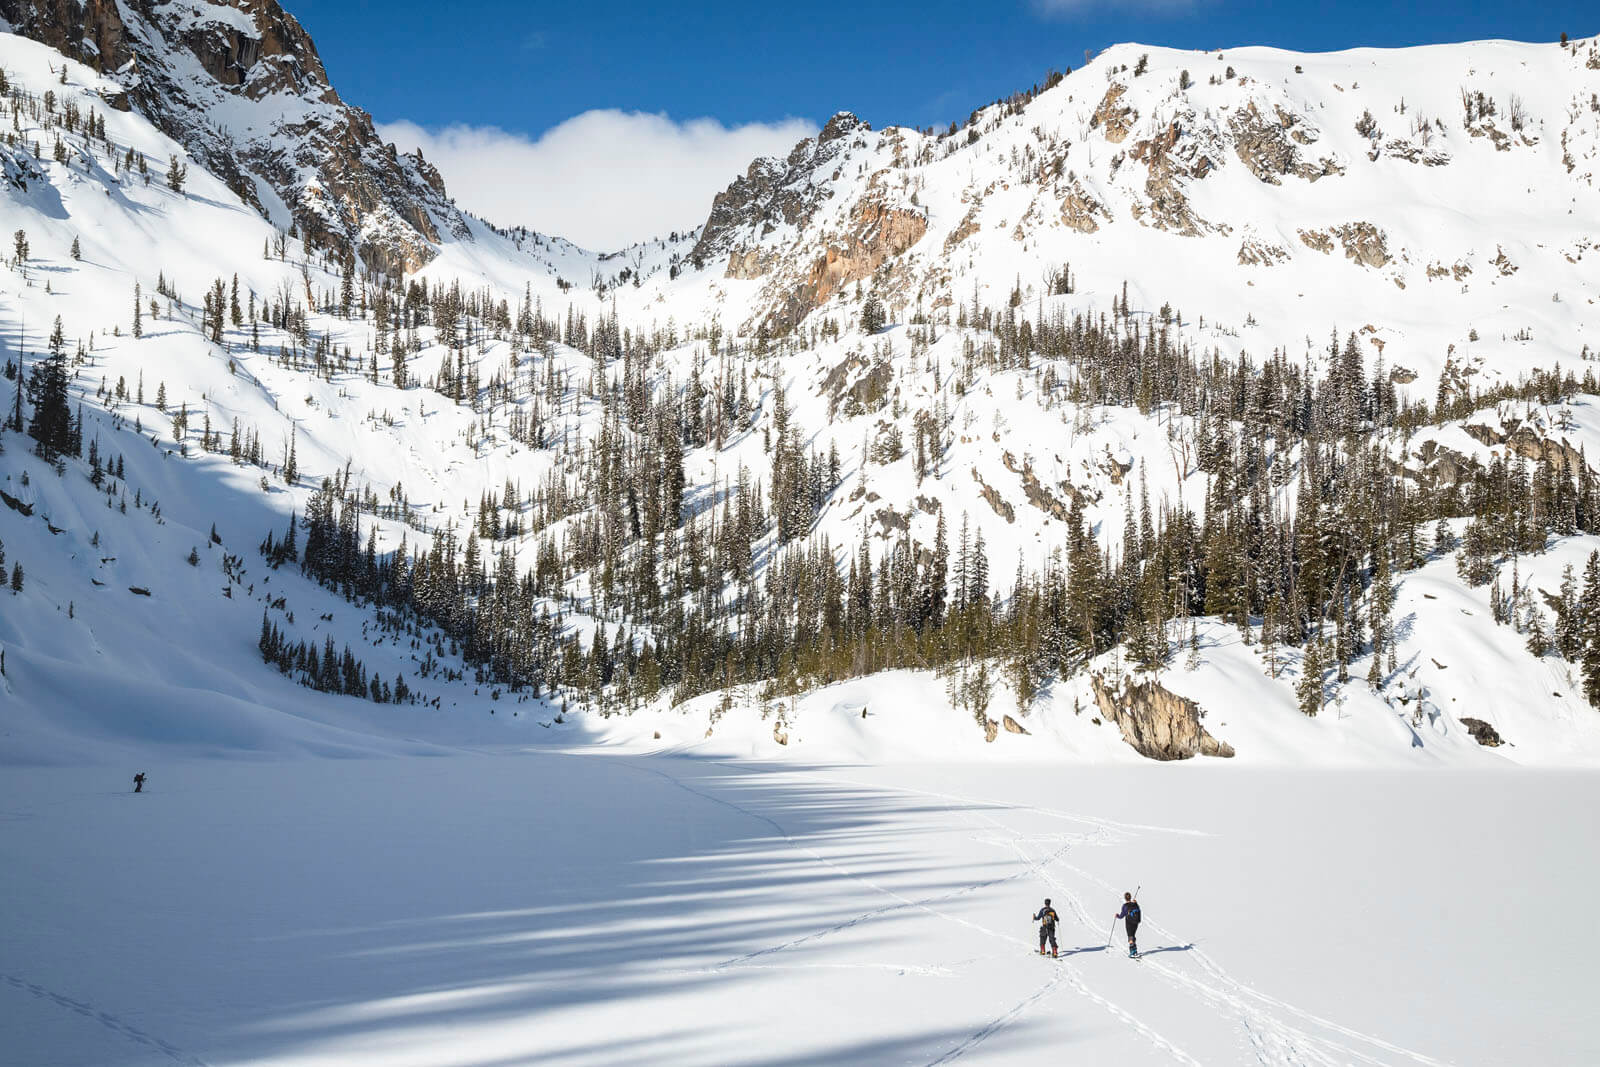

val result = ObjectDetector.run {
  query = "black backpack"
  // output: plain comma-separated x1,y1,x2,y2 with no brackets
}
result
1127,901,1141,922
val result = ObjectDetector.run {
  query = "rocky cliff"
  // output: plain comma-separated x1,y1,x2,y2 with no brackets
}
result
679,38,1600,354
0,0,460,271
1091,674,1235,760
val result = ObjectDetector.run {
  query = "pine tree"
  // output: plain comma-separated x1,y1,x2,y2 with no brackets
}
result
1297,637,1324,716
133,282,142,339
1582,552,1600,706
26,327,72,461
860,294,886,335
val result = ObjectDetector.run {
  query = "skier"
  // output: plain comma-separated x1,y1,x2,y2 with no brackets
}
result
1114,891,1141,957
1033,898,1060,957
133,772,146,793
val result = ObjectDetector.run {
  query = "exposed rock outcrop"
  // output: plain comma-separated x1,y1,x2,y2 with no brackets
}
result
1460,717,1504,747
0,0,459,272
1333,222,1390,268
1462,421,1590,472
1238,233,1290,266
1227,102,1341,184
766,198,925,332
1091,83,1137,144
1059,179,1109,233
1002,451,1071,520
693,112,868,269
1128,118,1221,236
1090,675,1235,760
725,247,771,279
972,469,1016,524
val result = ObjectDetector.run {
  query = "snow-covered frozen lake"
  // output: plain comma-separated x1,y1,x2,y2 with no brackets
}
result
3,751,1596,1066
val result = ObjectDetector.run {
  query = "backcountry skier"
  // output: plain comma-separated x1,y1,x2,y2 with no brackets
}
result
133,772,146,793
1033,898,1060,957
1115,892,1141,957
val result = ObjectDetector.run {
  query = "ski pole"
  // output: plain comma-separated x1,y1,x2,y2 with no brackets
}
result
1106,883,1140,947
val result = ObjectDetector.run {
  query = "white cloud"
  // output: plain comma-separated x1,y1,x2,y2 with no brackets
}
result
378,111,815,252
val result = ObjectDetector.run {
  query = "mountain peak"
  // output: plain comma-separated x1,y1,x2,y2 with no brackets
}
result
0,0,461,273
820,110,866,143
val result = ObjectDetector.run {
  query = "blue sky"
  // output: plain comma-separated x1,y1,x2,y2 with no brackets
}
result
299,1,1587,135
290,1,1595,249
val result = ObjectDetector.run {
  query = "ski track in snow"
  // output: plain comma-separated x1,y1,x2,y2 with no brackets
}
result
615,754,1203,1065
989,812,1446,1067
1,973,209,1067
624,753,1446,1066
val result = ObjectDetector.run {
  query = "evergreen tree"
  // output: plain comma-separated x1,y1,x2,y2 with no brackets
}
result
26,325,72,461
1297,637,1325,717
1582,553,1600,706
860,295,886,335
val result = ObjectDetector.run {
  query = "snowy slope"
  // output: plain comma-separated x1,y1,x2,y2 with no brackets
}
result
2,27,1600,772
674,38,1600,388
4,23,1600,1066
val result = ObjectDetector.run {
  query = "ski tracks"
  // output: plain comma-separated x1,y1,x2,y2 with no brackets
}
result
626,756,1204,1065
1,973,209,1067
614,754,1441,1066
1004,829,1446,1067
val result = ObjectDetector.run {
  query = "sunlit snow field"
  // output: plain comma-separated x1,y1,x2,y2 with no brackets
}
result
4,750,1596,1066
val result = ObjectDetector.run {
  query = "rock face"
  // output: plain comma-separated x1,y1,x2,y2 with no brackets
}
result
1459,717,1504,747
1090,675,1235,761
785,199,926,326
1332,222,1390,268
0,0,461,272
1462,420,1590,471
691,110,934,332
1091,83,1137,144
1227,102,1341,184
692,112,867,270
1060,179,1108,233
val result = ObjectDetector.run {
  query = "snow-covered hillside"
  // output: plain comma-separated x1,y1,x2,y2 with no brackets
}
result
5,13,1600,1067
2,17,1600,776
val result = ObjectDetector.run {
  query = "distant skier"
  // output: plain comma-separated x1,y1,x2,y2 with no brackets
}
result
1033,898,1060,957
133,772,146,793
1115,892,1141,957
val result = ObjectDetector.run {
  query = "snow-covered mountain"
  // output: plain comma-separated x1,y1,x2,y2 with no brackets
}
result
683,39,1600,367
0,0,476,271
3,9,1600,771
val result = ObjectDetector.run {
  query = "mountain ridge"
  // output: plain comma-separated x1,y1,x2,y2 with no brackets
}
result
1,19,1599,769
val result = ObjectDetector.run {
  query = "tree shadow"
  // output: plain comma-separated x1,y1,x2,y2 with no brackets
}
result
19,751,1066,1067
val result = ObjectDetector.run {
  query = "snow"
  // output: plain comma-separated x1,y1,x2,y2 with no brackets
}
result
2,28,1599,773
2,24,1600,1064
4,750,1597,1065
